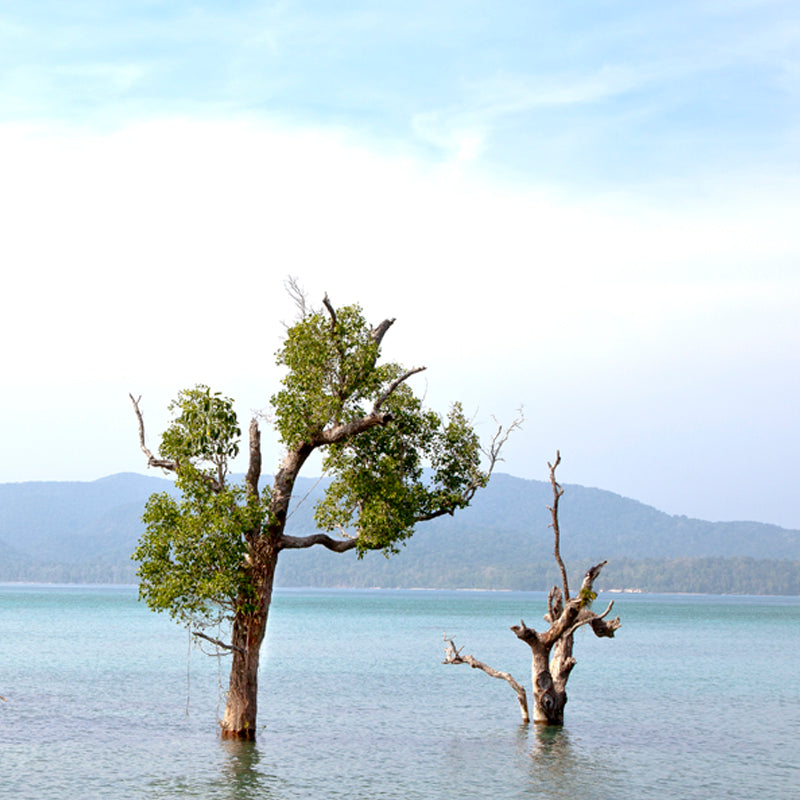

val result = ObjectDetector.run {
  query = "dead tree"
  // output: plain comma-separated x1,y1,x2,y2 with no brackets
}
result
444,451,620,725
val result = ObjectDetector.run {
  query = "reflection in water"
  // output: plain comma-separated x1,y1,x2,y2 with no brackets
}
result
531,724,572,753
520,726,624,799
213,739,283,800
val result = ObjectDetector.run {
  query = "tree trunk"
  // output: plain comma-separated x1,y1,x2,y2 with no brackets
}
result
219,549,277,739
528,633,574,725
529,652,561,724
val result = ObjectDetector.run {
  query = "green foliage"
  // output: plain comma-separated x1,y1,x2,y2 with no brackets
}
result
578,586,597,607
316,391,486,555
133,385,258,628
160,385,241,480
428,402,487,507
134,297,490,628
271,304,384,445
272,301,487,555
133,482,260,627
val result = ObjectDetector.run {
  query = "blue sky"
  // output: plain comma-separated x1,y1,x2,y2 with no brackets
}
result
2,1,799,528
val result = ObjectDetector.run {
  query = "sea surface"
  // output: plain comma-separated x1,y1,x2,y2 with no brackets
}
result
1,584,798,799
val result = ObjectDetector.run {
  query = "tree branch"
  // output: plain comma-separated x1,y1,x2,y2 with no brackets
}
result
443,636,529,724
277,532,359,552
129,393,179,473
510,619,541,646
245,418,261,500
304,366,425,449
514,561,617,651
482,411,524,477
192,631,244,654
284,275,311,319
589,601,621,638
556,600,621,642
548,562,617,642
370,318,396,348
547,451,570,600
316,410,395,447
322,292,337,332
373,366,426,411
545,585,564,624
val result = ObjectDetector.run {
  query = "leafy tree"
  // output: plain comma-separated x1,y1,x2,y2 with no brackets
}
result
131,287,516,738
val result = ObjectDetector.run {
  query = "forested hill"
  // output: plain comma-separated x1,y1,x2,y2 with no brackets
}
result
1,472,798,594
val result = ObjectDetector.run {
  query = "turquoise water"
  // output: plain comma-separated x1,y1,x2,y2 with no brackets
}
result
1,585,798,799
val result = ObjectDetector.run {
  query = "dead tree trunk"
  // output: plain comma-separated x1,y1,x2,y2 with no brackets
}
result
511,562,619,724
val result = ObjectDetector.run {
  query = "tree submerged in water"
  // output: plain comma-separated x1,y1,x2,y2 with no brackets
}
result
131,282,518,739
443,452,620,725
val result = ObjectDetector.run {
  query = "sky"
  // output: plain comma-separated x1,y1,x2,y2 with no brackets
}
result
1,1,798,528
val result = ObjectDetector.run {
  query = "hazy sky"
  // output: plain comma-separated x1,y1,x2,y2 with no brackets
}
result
2,1,798,528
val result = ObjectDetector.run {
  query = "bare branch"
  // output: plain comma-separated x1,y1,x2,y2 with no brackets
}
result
413,477,486,524
578,560,607,594
547,562,616,640
510,619,541,646
413,504,463,524
596,600,615,620
370,318,396,347
244,418,261,500
316,410,395,447
443,636,529,724
129,393,179,473
590,600,621,638
547,451,570,599
544,585,564,624
285,276,311,319
333,522,357,540
481,410,524,478
322,292,337,332
287,367,425,453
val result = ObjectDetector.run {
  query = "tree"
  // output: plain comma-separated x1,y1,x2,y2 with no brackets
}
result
131,286,516,739
444,451,620,725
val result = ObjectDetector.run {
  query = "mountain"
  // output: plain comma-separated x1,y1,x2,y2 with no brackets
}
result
1,472,798,593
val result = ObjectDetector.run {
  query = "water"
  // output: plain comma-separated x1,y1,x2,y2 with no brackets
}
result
1,585,798,799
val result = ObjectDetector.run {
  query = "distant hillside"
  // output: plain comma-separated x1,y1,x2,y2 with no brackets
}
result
1,472,799,594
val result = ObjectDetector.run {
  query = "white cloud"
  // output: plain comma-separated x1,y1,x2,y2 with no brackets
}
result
1,116,798,525
3,117,797,376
